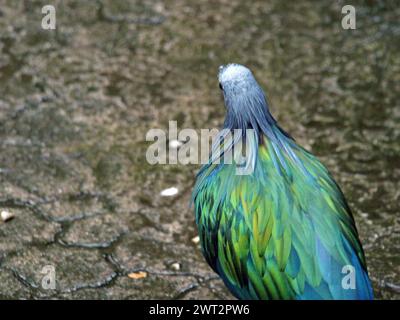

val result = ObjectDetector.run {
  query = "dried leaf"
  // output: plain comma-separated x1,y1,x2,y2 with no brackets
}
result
128,271,147,279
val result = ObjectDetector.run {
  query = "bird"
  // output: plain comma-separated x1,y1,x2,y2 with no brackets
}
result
192,63,374,300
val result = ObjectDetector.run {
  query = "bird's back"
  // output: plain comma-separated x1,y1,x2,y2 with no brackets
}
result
193,133,374,300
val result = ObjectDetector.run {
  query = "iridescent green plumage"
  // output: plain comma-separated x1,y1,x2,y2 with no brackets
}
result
192,64,373,300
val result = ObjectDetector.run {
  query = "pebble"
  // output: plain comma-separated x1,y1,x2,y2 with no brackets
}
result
160,187,178,197
169,140,183,148
1,210,15,222
171,262,181,271
191,236,200,244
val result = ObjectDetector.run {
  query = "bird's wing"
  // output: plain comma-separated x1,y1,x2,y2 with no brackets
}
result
194,138,373,300
286,142,373,299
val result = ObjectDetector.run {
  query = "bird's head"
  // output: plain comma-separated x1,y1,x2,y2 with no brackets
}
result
218,63,257,94
218,63,276,133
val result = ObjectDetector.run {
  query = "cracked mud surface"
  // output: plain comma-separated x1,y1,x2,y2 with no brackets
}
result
0,0,399,299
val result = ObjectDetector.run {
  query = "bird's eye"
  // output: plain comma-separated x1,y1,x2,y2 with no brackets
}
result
219,83,223,90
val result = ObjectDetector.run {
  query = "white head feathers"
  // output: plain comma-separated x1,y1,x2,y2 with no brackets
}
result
218,64,253,84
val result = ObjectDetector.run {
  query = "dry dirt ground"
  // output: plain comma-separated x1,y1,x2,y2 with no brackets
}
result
0,0,399,299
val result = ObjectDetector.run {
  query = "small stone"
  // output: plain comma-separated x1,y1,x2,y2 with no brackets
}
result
1,210,15,222
160,187,178,197
191,236,200,244
171,262,180,271
169,140,183,148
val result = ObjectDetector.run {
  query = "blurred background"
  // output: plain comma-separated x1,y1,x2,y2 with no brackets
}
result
0,0,398,299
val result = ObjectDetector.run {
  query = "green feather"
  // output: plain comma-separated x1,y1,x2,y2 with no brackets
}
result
193,129,370,299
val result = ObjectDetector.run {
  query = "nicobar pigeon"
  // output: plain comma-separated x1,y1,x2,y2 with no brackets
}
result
192,64,373,300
